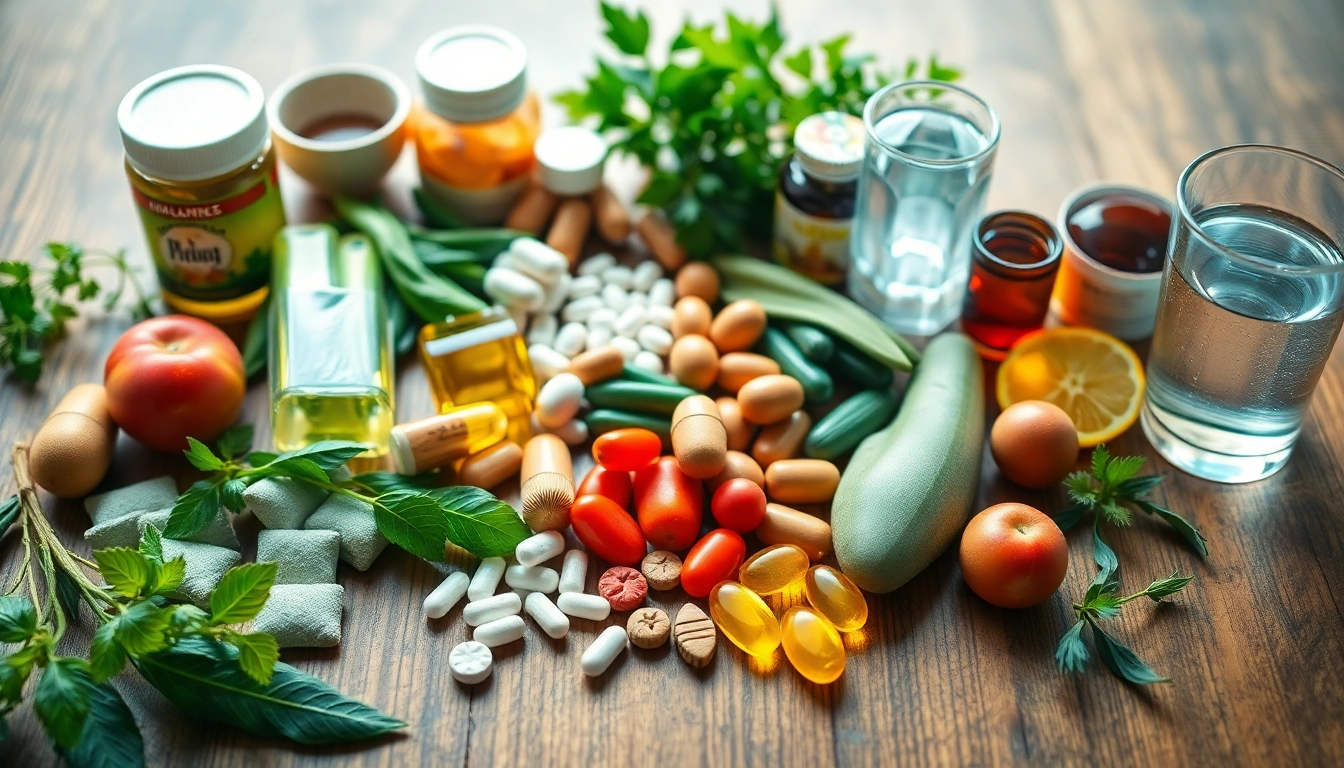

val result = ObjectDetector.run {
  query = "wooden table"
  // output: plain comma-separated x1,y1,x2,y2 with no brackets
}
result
3,1,1344,765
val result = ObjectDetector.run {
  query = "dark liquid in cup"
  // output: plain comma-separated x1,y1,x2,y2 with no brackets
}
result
1067,195,1172,273
298,113,386,142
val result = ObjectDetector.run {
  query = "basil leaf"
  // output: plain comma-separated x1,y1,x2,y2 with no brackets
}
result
220,478,247,514
373,492,454,562
110,601,170,656
0,595,37,642
134,637,405,744
229,631,280,686
93,548,150,599
55,681,145,768
209,562,278,626
34,657,95,748
183,437,225,472
1089,624,1170,685
217,424,255,460
164,481,223,539
1135,500,1209,557
151,556,186,597
89,622,127,683
271,440,369,470
431,486,531,558
1055,619,1089,673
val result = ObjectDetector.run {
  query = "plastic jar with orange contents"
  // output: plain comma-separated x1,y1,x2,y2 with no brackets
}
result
414,26,540,224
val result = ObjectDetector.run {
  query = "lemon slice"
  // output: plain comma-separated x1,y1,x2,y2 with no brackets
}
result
996,328,1145,447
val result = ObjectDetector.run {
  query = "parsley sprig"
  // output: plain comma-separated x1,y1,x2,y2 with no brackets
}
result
1056,570,1194,684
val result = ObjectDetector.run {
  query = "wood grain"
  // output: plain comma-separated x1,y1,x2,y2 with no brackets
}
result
3,0,1344,766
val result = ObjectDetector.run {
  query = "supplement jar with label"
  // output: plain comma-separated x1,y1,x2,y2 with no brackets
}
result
773,112,865,285
118,65,287,325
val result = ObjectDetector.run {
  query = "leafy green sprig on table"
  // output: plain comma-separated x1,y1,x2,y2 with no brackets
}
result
557,2,960,256
0,242,150,383
168,424,530,560
1055,571,1194,685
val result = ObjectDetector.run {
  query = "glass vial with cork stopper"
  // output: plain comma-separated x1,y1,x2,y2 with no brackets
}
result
960,211,1063,359
773,112,866,285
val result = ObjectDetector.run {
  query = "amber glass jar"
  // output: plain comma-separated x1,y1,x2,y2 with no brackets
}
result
773,112,865,285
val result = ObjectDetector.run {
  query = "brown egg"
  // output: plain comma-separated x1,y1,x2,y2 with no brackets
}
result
714,397,755,452
716,352,780,393
752,409,811,466
675,262,721,303
708,300,767,352
737,374,805,425
706,450,765,493
990,401,1080,489
671,296,713,338
668,334,719,391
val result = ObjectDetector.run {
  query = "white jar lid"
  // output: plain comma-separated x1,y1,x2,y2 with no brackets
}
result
535,127,607,195
118,65,269,182
416,26,528,124
794,111,865,182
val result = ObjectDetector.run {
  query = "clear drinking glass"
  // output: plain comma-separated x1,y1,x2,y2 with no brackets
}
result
848,81,1001,334
1142,144,1344,483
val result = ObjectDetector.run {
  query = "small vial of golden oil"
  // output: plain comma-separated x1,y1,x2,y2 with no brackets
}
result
390,402,508,475
418,307,537,443
270,225,394,460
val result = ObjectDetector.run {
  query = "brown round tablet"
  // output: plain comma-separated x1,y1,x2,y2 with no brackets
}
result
598,566,648,611
641,550,683,591
627,608,671,649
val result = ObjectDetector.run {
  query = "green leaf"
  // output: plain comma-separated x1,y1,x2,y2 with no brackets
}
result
54,568,83,622
242,300,269,379
819,34,851,76
138,524,163,562
783,48,812,78
382,487,530,560
209,562,277,626
1090,444,1111,480
0,495,19,533
247,451,279,468
183,438,225,472
1052,502,1088,531
371,492,453,561
0,595,37,642
1091,523,1119,591
1104,454,1146,486
1099,500,1133,526
217,424,255,460
1115,475,1164,499
150,556,186,596
1135,500,1209,557
1063,471,1098,506
272,440,367,471
89,622,127,683
600,1,650,55
134,637,406,744
54,681,145,768
0,656,30,703
637,173,684,208
265,457,330,484
229,631,280,686
33,657,94,748
165,604,209,636
164,480,223,540
1055,620,1089,673
353,471,437,495
93,548,150,599
1144,570,1194,601
1089,624,1170,685
110,601,170,656
220,478,247,514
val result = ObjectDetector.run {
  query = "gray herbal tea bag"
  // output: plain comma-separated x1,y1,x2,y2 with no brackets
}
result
243,477,329,530
253,583,344,648
257,529,340,585
84,510,152,550
304,495,388,571
160,538,242,608
84,476,178,526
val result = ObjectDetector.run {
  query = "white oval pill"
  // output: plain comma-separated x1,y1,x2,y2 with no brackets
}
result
557,592,611,621
581,625,629,677
535,373,584,429
558,549,588,594
552,322,588,358
516,530,566,566
636,325,674,356
632,260,663,292
614,305,646,338
423,571,470,620
627,291,648,306
527,344,570,382
632,350,664,375
586,307,618,330
525,592,570,639
586,326,614,351
526,314,558,347
601,265,634,290
644,305,675,329
449,640,493,684
649,277,675,307
505,565,560,593
577,252,616,277
467,557,507,601
474,614,525,647
463,592,522,626
610,336,641,362
540,273,571,314
551,419,589,446
561,295,606,323
510,237,569,285
601,283,628,312
568,274,602,300
484,267,544,311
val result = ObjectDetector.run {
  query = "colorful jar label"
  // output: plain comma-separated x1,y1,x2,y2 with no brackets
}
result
773,193,851,285
131,170,285,301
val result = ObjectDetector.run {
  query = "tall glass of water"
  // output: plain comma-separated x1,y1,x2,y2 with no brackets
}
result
1142,145,1344,483
849,81,1001,334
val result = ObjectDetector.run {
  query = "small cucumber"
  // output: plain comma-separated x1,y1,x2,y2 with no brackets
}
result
779,321,835,363
828,341,894,389
804,389,902,460
756,328,834,404
586,380,698,416
618,364,678,386
585,409,672,443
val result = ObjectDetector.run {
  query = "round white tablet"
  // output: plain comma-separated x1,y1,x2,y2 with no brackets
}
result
449,640,494,685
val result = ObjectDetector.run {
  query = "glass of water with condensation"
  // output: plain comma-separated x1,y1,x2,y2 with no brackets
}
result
1143,145,1344,483
849,81,1000,334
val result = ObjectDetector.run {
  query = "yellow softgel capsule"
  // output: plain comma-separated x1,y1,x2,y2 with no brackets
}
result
709,581,781,657
738,543,810,595
803,565,868,632
781,606,846,684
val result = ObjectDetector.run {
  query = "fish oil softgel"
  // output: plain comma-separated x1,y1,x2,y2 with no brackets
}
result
737,544,810,595
708,581,780,658
780,606,846,684
803,565,868,632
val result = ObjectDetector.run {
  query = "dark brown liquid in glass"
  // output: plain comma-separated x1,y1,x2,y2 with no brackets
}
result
1067,195,1171,273
298,113,386,142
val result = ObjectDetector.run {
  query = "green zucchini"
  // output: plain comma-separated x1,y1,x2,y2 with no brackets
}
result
584,409,672,443
803,389,901,460
756,328,834,404
828,341,894,389
585,380,697,416
779,321,835,363
831,334,983,594
618,365,677,386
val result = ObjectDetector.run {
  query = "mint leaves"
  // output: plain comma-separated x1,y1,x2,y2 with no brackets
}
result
1056,571,1194,685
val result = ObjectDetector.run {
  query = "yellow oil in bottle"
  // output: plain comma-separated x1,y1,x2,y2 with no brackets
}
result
270,226,394,460
419,307,536,443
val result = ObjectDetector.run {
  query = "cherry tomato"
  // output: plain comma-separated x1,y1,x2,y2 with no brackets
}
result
680,529,747,597
593,428,661,472
710,478,767,533
570,494,647,566
576,464,632,509
633,456,703,551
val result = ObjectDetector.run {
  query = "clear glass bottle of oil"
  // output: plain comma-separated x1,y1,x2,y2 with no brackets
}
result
419,306,536,443
270,225,394,460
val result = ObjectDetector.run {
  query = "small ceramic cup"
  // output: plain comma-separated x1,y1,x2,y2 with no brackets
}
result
268,64,411,197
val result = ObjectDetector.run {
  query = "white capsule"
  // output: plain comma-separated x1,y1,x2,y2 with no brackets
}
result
494,251,521,272
552,322,588,358
581,625,629,677
473,614,525,647
484,267,545,311
632,350,664,375
516,530,566,566
423,571,470,620
550,419,589,446
610,336,641,362
568,274,602,300
557,592,611,621
631,260,663,292
558,549,588,594
561,295,606,323
636,325,674,356
586,307,618,330
528,344,570,383
526,314,558,347
577,252,616,277
524,592,570,639
644,304,675,329
601,283,628,313
449,640,493,684
614,305,647,338
586,326,614,351
540,273,571,314
505,564,559,593
467,557,506,601
535,372,584,429
627,291,648,306
463,592,523,626
648,277,676,307
509,237,569,285
601,265,634,290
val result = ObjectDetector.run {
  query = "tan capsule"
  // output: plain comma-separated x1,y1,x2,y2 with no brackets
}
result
590,184,631,243
28,383,118,498
637,213,686,271
675,262,720,303
668,334,719,391
756,503,832,561
714,397,755,452
706,450,764,494
547,198,592,267
671,395,728,480
671,296,713,338
567,345,625,386
764,459,840,504
504,184,559,234
752,410,811,467
737,375,806,425
457,441,524,490
708,299,767,353
716,353,781,393
520,434,574,531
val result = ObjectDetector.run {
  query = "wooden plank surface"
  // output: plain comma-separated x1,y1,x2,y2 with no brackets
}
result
3,0,1344,766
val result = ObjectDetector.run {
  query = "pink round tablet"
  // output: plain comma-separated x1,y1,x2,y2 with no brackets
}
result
598,566,648,611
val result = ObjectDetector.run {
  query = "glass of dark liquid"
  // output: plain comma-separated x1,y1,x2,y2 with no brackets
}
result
960,211,1063,359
